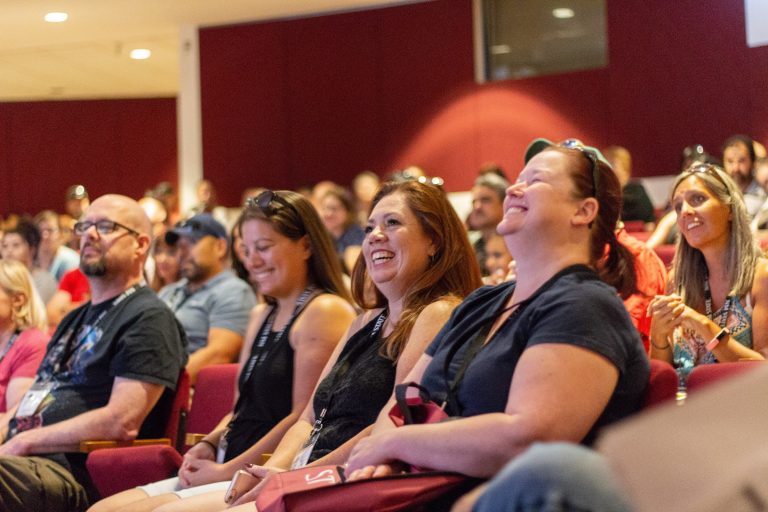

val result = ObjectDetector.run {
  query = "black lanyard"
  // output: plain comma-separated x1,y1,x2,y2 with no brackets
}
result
311,309,388,436
703,273,732,329
240,287,317,386
0,329,21,364
52,284,142,376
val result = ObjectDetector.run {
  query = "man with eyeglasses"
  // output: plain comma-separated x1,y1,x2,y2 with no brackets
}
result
0,194,187,512
160,214,255,383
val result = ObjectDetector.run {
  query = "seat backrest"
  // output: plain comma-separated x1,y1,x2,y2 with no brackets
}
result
187,363,238,437
653,244,676,269
643,359,678,408
136,369,191,450
686,361,763,394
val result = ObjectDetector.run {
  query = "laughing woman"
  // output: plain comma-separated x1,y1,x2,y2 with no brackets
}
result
649,164,767,381
146,180,482,512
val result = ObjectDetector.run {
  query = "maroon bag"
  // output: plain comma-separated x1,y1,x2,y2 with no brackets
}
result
256,383,477,512
255,464,475,512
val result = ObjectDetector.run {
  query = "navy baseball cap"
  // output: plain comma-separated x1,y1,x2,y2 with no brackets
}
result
165,214,227,245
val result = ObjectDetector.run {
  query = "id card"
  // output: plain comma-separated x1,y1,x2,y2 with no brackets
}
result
291,430,320,469
16,381,54,417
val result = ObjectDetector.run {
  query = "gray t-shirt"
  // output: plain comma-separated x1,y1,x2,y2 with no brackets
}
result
159,270,256,353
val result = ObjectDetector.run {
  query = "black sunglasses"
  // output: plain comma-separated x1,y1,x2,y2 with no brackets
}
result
246,190,294,216
559,139,599,198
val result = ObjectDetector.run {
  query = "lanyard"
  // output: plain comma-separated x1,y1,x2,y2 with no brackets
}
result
0,329,21,364
310,309,388,437
240,286,317,385
703,274,732,329
52,284,142,375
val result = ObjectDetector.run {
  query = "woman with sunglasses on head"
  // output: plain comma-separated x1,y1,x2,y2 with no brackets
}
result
150,181,481,512
89,190,357,512
0,260,49,431
342,139,648,505
648,164,766,382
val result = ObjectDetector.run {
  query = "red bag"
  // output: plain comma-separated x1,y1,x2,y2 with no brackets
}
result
255,383,478,512
255,464,476,512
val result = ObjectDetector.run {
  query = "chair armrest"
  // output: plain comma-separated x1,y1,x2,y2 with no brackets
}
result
79,438,171,453
185,433,207,447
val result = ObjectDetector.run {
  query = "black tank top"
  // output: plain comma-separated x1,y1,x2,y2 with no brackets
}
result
224,298,316,460
309,312,395,462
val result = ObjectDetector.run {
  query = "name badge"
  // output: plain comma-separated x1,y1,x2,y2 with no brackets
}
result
16,381,54,417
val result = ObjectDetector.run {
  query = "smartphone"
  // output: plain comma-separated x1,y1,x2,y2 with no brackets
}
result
224,469,258,504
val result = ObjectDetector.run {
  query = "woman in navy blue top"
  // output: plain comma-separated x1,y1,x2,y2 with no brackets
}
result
347,139,649,481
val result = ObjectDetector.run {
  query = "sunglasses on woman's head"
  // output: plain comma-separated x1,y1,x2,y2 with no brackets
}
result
558,139,599,198
684,163,728,188
246,190,294,216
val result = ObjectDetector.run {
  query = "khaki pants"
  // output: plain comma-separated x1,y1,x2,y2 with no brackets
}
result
0,455,89,512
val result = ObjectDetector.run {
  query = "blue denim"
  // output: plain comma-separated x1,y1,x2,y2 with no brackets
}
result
473,443,633,512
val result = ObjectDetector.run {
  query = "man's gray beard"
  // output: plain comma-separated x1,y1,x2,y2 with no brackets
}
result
80,258,107,276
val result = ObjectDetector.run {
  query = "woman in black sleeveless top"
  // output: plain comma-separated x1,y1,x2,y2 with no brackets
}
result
216,180,482,509
91,191,356,511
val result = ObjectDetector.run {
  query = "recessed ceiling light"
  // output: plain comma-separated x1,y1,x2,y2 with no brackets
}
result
552,8,575,19
44,12,68,23
130,49,152,60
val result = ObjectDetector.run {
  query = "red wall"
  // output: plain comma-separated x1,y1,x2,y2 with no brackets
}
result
199,0,768,205
0,98,177,215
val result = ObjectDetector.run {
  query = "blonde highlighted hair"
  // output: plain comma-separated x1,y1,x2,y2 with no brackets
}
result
0,260,47,331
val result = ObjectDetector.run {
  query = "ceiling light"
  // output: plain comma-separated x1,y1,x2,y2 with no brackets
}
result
44,12,68,23
130,48,152,60
552,8,575,19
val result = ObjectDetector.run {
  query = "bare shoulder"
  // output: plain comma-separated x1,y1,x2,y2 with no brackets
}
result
414,296,462,325
752,258,768,295
300,293,356,321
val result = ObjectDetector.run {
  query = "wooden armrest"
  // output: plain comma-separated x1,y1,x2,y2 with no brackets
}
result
185,433,207,446
79,438,171,453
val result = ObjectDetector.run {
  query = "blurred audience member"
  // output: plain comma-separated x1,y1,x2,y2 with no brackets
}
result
1,219,57,303
58,214,78,251
468,172,509,275
320,186,364,273
64,184,89,220
0,260,49,425
483,233,514,285
33,211,79,282
310,180,338,211
188,179,218,217
603,146,655,228
722,134,763,217
149,237,180,293
46,268,90,332
352,171,380,226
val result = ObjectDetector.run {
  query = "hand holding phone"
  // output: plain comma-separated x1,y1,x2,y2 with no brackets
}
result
225,469,258,504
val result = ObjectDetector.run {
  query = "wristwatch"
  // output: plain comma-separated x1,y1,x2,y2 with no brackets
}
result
706,327,730,351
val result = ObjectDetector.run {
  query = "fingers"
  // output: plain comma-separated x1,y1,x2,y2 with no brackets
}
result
347,465,377,481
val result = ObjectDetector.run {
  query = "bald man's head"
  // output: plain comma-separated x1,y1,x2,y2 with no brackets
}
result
79,194,152,281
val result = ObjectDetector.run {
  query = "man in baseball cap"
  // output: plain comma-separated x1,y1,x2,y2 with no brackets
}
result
160,214,255,382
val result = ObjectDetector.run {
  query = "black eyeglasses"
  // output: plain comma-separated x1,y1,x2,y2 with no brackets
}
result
74,220,140,237
246,190,294,216
559,139,599,197
684,163,728,188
